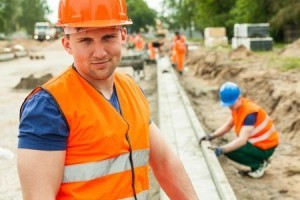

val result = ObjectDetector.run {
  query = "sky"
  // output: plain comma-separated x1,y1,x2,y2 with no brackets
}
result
47,0,163,23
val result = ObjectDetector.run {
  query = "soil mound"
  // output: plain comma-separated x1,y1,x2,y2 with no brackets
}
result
229,45,253,60
280,39,300,58
14,73,53,90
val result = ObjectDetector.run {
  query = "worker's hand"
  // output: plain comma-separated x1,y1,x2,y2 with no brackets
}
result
208,146,224,157
198,135,213,145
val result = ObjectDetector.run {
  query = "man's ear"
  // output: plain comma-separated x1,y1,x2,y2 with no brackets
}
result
121,27,127,46
61,36,73,55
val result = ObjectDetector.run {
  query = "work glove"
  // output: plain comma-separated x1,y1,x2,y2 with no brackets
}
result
198,135,213,145
208,146,224,157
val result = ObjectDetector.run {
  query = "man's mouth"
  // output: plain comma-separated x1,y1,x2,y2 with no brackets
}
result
91,59,110,65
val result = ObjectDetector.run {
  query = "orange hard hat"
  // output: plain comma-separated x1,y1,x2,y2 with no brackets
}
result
56,0,132,27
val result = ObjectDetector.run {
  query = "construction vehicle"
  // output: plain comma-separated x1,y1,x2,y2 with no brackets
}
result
33,22,56,41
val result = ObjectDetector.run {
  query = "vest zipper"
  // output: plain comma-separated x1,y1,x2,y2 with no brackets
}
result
125,122,138,200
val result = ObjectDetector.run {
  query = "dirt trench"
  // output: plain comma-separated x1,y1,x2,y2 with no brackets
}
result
180,43,300,199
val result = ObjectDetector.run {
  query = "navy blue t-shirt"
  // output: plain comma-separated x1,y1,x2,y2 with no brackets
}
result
18,90,68,150
18,86,149,151
243,113,257,125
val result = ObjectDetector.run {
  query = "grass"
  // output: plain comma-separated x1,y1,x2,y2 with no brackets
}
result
273,42,287,49
187,37,203,43
280,57,300,70
268,55,300,71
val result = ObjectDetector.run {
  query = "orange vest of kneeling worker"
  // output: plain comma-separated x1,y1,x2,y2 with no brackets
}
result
30,67,150,199
174,35,187,72
232,97,279,149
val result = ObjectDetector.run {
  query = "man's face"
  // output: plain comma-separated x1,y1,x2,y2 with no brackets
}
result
62,27,127,83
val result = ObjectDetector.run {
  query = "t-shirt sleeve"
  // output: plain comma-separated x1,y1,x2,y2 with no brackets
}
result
18,90,68,151
243,112,257,126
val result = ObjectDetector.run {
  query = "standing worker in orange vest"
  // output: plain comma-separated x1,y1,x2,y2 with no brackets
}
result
200,82,279,178
173,31,188,75
17,0,198,199
147,41,156,61
170,35,177,67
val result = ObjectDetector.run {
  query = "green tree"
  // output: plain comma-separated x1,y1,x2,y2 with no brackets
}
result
126,0,156,33
0,0,20,34
229,0,300,41
269,0,300,40
162,0,300,41
162,0,197,31
18,0,50,36
229,0,272,23
162,0,235,35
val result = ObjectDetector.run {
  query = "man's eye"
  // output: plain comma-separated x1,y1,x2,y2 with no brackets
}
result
104,35,116,40
79,38,92,43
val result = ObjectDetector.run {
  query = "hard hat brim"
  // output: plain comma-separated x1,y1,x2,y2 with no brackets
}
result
56,19,132,28
220,99,238,107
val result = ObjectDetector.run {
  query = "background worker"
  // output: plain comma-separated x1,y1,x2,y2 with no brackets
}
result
146,41,156,62
126,33,135,49
134,32,145,51
170,35,177,67
173,31,188,75
17,0,198,199
200,82,279,178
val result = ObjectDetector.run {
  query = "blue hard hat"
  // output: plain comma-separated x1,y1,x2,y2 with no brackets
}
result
219,82,241,107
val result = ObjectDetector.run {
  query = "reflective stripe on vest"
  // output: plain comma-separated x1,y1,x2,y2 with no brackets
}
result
250,116,271,137
63,149,149,183
121,190,149,200
249,125,276,144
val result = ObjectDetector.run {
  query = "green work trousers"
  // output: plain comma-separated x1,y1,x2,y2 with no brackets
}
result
225,142,276,171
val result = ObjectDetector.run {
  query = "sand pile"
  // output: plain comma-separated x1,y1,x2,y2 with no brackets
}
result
280,39,300,58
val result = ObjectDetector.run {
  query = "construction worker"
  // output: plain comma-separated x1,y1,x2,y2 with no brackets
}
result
134,32,145,51
170,34,178,67
147,41,156,61
200,82,279,178
17,0,198,199
127,34,135,49
173,31,187,75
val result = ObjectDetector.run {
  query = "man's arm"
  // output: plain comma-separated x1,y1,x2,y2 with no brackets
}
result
17,149,65,200
221,113,257,153
149,122,198,200
210,118,234,139
222,125,253,153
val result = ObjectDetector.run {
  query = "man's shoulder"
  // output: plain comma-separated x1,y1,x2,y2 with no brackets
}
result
242,98,261,112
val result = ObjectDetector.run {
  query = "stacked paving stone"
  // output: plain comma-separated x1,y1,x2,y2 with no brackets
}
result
232,23,273,51
204,27,228,48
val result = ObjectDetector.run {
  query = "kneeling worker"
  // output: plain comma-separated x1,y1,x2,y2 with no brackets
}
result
200,82,279,178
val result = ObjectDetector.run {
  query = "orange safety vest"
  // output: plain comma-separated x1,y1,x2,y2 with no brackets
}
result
232,98,279,150
135,35,145,50
25,67,150,199
148,42,156,59
174,36,186,54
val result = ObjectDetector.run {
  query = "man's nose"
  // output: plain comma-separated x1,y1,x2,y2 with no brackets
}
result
93,42,107,58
